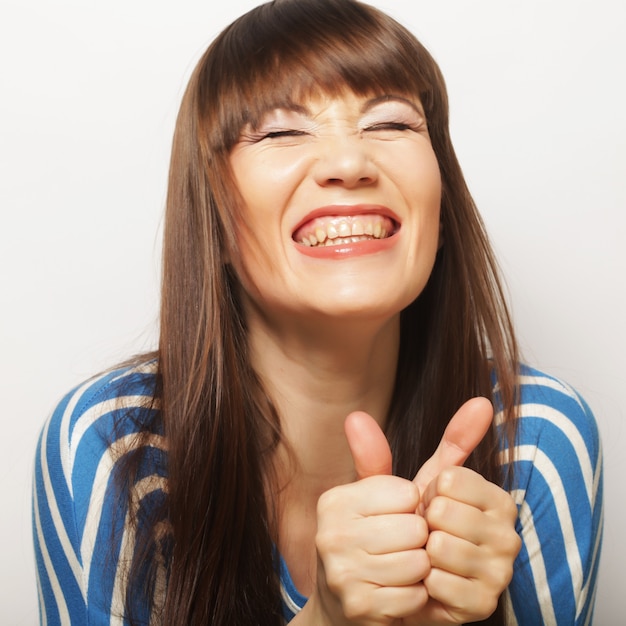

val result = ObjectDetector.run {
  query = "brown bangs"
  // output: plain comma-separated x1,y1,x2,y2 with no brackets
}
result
194,0,448,154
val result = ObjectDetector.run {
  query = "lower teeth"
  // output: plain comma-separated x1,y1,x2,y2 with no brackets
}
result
320,235,376,247
299,234,388,247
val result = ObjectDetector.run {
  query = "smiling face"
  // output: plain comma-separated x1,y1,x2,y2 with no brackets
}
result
228,90,442,327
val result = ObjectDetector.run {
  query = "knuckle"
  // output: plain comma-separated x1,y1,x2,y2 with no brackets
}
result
510,531,522,558
490,522,513,546
413,548,431,579
483,556,516,595
503,493,519,522
496,562,515,590
315,526,343,557
478,592,499,620
465,586,499,621
436,467,458,494
317,488,341,517
414,513,429,543
341,591,370,620
426,529,445,558
404,479,420,505
325,565,349,594
486,517,520,555
425,495,448,525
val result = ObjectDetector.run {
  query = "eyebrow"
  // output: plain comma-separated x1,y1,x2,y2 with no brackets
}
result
251,94,424,126
360,95,423,115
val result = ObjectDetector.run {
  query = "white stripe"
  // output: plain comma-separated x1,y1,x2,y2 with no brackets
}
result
35,568,46,626
517,403,594,505
39,414,85,599
592,439,603,502
69,394,155,480
33,473,73,623
576,446,604,620
514,445,584,611
34,470,50,626
503,594,519,626
578,495,604,621
518,374,586,413
81,433,166,600
513,493,558,626
59,372,113,497
583,573,599,626
280,582,304,616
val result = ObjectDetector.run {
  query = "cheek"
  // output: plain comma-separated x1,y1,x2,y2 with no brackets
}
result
414,149,443,205
232,149,310,210
383,141,442,207
403,154,442,238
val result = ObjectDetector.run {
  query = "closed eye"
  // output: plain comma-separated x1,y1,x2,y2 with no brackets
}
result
364,122,418,132
237,128,309,145
262,129,308,140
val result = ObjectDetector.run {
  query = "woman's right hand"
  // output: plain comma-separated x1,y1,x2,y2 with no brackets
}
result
313,472,431,625
293,411,431,625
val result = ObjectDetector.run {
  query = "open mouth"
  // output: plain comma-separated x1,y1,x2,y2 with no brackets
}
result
293,214,397,248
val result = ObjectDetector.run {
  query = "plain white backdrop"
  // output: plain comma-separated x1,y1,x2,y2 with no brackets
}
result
1,0,624,623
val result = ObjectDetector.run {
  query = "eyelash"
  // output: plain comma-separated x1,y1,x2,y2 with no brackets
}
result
365,122,416,132
252,121,418,142
261,129,308,140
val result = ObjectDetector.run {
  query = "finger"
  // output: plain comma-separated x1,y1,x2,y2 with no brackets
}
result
337,583,430,621
422,466,519,521
425,494,510,545
344,411,393,479
422,567,501,622
426,528,517,587
426,530,483,578
317,475,419,518
413,397,493,497
358,548,431,587
358,513,429,554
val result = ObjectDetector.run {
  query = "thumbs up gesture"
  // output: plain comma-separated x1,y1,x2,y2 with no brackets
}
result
408,398,521,624
304,399,520,625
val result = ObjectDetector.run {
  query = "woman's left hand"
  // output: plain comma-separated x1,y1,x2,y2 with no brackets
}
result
408,466,521,624
405,398,521,624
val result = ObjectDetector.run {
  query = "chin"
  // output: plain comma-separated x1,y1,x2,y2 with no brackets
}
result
307,289,418,321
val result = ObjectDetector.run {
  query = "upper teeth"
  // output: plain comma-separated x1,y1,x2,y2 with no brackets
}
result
296,215,392,247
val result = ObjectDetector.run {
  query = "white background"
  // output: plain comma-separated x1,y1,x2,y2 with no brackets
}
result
1,0,624,623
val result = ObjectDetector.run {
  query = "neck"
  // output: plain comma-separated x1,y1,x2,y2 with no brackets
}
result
245,307,400,596
247,308,400,498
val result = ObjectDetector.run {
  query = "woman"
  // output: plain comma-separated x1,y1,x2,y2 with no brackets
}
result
33,0,603,624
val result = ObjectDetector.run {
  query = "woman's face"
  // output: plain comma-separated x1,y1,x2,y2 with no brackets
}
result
228,90,441,326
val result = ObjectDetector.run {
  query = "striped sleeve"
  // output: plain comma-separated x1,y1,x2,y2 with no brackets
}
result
499,366,603,626
32,363,165,625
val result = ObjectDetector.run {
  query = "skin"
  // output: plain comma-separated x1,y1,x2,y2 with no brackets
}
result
228,91,520,625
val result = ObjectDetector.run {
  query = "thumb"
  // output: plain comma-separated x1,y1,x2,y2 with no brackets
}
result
344,411,393,479
413,397,493,496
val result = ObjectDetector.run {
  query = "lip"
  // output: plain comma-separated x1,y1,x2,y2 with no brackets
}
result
292,204,401,259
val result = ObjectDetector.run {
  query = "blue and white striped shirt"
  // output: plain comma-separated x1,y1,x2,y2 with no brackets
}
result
33,362,603,625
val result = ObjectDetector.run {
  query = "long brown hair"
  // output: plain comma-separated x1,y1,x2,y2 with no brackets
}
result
122,1,519,623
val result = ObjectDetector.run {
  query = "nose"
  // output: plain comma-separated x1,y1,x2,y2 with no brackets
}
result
312,135,378,188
